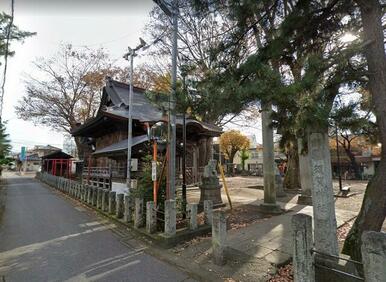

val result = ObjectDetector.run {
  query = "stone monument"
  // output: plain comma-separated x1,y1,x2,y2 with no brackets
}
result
199,160,224,208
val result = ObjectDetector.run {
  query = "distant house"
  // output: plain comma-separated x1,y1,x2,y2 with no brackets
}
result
31,145,61,158
41,150,73,177
330,135,381,179
233,145,286,174
15,145,63,172
71,78,222,185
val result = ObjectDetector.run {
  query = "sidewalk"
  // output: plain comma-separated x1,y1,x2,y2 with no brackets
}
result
167,189,359,281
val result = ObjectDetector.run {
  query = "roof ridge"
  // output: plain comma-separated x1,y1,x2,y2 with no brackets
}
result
106,77,146,93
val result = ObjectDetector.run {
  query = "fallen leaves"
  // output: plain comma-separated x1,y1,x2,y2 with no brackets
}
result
337,217,356,242
267,263,293,282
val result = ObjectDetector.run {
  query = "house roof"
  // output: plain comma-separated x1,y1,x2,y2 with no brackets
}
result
93,135,149,156
34,145,61,151
103,79,164,122
41,150,73,160
72,78,222,137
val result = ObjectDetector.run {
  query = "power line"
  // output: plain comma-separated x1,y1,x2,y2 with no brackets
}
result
0,0,15,122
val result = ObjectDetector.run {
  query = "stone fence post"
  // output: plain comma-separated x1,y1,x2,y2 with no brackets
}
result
164,199,176,236
134,198,144,228
80,185,85,201
96,188,103,209
108,191,116,215
187,203,198,230
92,187,97,206
212,210,226,265
361,231,386,282
124,195,131,222
102,190,109,212
87,186,92,204
292,214,315,282
116,194,124,219
204,200,213,225
146,201,156,234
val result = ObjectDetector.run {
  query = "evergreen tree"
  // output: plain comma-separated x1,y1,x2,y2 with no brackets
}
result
0,122,11,160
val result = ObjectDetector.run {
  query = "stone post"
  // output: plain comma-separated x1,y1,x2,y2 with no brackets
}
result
102,190,109,212
92,187,97,206
124,195,131,222
97,188,103,209
134,198,144,228
260,101,281,213
297,137,313,205
108,191,116,215
80,185,85,201
292,214,315,282
146,201,157,234
164,199,176,236
309,132,339,256
275,165,286,197
204,200,213,225
116,194,124,219
75,184,80,199
87,186,92,204
187,203,198,230
361,231,386,282
212,210,226,265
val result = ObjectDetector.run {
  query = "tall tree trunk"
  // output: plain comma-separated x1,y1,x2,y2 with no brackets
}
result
343,0,386,265
74,137,85,160
284,139,301,189
343,146,361,180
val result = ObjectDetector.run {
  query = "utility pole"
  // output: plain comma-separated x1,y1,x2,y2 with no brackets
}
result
153,0,178,200
123,38,146,190
335,124,343,191
182,71,187,217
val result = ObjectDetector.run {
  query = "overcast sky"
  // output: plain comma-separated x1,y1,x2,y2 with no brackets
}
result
0,0,155,152
0,0,262,153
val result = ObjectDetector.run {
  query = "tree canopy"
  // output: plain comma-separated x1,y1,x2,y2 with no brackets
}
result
220,130,250,164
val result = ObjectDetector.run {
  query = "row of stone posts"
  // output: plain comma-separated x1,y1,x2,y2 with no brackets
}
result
37,172,228,266
37,173,218,236
292,213,386,282
37,173,130,220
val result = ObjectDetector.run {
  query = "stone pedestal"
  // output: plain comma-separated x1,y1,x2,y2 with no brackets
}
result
297,138,313,206
199,160,223,207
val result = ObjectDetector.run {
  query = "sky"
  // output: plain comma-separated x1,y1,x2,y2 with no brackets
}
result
0,0,262,153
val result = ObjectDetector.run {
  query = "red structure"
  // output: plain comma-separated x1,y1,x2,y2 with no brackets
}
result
41,151,73,178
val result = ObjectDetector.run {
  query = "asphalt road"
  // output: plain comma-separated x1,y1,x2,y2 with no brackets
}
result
0,173,194,282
